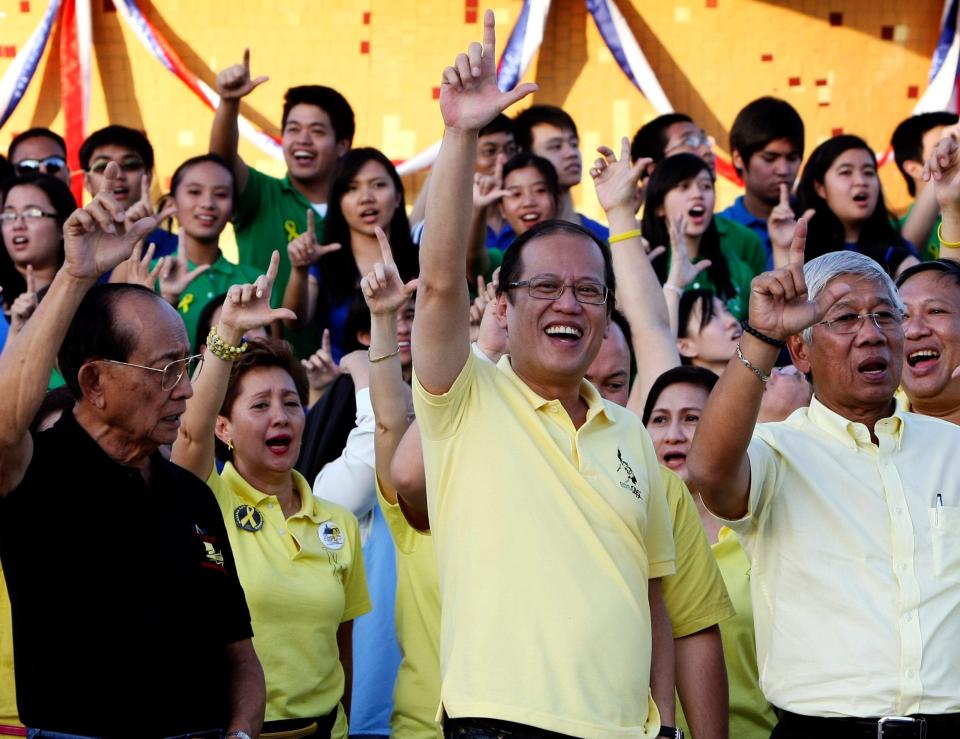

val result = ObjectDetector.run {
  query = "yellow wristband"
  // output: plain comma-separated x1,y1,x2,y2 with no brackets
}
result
937,221,960,248
608,229,643,245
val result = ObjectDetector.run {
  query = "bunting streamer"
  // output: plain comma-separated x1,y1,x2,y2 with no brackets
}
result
496,0,552,93
915,0,960,114
113,0,284,162
0,0,62,130
60,0,92,200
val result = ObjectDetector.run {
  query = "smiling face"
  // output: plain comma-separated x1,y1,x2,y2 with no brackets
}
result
499,165,558,235
660,169,716,238
173,161,233,242
529,123,582,189
397,296,415,367
791,275,903,416
2,184,62,271
339,159,401,238
498,232,610,390
678,297,741,371
815,148,879,235
586,321,631,406
84,144,147,204
739,137,802,207
217,366,306,476
645,382,710,483
282,103,348,185
899,270,960,410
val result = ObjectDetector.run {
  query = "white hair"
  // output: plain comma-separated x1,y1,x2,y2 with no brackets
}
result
799,251,905,342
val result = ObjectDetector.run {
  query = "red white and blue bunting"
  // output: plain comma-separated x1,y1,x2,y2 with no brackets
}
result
0,0,63,130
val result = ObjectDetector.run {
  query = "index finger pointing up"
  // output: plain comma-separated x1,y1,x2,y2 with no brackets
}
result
140,174,152,206
789,216,808,266
481,9,496,74
98,161,121,195
243,48,251,74
779,182,789,207
306,208,316,243
374,226,395,265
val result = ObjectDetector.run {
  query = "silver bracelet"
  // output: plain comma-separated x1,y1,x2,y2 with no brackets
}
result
663,283,684,296
736,343,770,383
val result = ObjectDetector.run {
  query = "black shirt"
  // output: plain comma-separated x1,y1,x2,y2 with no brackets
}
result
0,409,253,736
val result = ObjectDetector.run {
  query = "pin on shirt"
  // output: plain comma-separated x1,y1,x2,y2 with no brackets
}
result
234,504,264,532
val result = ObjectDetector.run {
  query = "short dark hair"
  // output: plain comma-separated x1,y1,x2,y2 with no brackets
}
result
282,85,355,143
501,152,560,203
8,128,66,162
79,125,155,171
58,283,162,398
513,105,578,152
631,113,694,163
480,113,514,139
642,365,718,426
896,258,960,291
220,337,309,417
677,288,718,351
891,112,959,197
497,219,616,314
729,97,804,175
169,153,235,200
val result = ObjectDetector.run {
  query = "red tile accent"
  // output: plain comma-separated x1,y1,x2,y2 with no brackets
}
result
362,11,371,24
816,79,828,86
788,77,801,87
829,12,843,26
102,0,115,10
433,87,442,100
907,85,919,99
360,40,370,54
19,1,30,12
881,26,894,40
818,102,830,107
465,0,479,7
465,9,478,23
706,0,718,7
832,127,844,136
3,47,16,58
761,53,773,62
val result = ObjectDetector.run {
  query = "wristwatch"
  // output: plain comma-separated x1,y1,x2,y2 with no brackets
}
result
225,732,252,739
657,727,684,739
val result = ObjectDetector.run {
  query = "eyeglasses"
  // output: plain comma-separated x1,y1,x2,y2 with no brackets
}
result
15,155,67,176
100,354,204,390
665,131,712,154
88,157,145,174
816,311,903,334
0,207,58,222
506,277,609,305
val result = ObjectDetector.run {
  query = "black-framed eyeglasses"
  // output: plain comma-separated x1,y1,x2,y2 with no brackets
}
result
815,311,903,335
0,207,58,222
88,157,146,175
506,277,609,305
100,354,204,391
15,155,67,176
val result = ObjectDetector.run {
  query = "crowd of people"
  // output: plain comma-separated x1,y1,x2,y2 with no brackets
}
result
1,10,959,739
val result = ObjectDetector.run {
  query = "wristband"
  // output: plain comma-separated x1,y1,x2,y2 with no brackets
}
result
608,229,643,244
206,326,248,362
742,322,786,348
937,221,960,248
663,283,684,296
736,343,770,383
369,346,401,363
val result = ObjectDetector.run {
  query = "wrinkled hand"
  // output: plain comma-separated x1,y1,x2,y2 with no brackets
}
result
748,217,851,341
665,214,709,289
301,329,341,393
360,227,419,315
338,349,371,390
160,231,211,304
216,48,269,101
123,174,176,237
9,265,37,335
220,250,297,341
767,183,814,267
473,155,510,209
924,123,960,215
288,209,341,268
590,138,650,215
758,364,813,422
114,241,164,289
63,162,158,281
439,10,537,131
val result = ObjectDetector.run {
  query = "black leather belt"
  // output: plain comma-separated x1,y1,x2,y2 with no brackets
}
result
778,709,960,738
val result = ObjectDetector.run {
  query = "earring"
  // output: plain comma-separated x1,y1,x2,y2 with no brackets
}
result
227,440,234,452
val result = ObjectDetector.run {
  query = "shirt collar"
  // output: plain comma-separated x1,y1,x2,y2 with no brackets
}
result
221,462,327,522
279,174,312,207
729,196,767,229
806,394,904,451
496,354,616,424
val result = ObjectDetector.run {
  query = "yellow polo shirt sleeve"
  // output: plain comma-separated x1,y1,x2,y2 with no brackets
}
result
659,467,734,637
412,351,478,441
0,566,21,729
644,447,677,580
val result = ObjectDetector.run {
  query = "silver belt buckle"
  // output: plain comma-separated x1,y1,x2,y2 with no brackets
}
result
877,716,926,739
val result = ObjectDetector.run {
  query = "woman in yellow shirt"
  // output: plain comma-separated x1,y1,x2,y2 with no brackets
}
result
173,253,370,739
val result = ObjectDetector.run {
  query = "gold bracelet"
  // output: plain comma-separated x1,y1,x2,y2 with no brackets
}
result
736,343,770,383
608,229,643,244
368,346,401,363
938,222,960,248
206,326,248,361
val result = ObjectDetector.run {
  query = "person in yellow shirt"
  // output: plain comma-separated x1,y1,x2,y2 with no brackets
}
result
690,228,960,737
173,253,370,739
411,14,674,738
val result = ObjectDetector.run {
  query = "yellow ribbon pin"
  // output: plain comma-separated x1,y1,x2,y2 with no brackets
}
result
178,294,194,314
284,220,300,242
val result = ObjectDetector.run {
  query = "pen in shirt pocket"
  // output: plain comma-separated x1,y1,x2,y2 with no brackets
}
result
936,493,944,525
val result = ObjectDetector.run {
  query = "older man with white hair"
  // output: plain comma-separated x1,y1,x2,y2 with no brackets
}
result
688,222,960,739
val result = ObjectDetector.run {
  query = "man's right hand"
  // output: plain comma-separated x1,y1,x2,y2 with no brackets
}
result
438,10,536,132
63,162,158,282
216,48,269,101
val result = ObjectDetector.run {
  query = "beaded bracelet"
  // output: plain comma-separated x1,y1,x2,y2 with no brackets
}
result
736,344,770,383
937,222,960,248
207,326,248,362
608,229,643,245
741,322,786,349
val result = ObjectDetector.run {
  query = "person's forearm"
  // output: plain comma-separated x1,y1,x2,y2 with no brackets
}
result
466,205,491,284
940,203,960,263
649,578,676,724
675,626,729,739
688,333,776,518
225,639,265,738
369,312,413,496
391,421,428,524
902,183,940,249
409,170,432,225
314,394,376,517
281,268,311,329
210,98,242,165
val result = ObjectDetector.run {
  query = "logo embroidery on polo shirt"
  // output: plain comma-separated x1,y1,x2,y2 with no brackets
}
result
617,448,644,500
193,524,226,571
234,505,264,532
319,520,345,550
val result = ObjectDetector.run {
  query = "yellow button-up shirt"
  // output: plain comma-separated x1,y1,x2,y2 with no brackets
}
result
724,396,960,717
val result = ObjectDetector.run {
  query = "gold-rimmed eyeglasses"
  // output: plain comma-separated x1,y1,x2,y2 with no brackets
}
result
99,354,204,390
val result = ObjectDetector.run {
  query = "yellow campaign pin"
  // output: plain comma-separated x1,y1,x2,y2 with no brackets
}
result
318,520,345,550
234,505,264,532
284,220,300,241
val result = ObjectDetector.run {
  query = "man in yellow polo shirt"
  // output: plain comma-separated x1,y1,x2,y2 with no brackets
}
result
412,14,675,739
689,228,960,737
